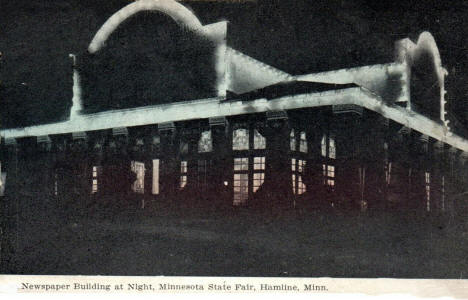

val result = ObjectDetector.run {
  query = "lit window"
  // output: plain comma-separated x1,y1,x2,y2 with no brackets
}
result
198,130,213,153
253,129,266,150
321,135,327,157
329,136,336,159
131,161,145,194
297,175,306,195
253,172,265,193
298,159,306,173
253,156,265,170
321,134,336,159
233,129,249,151
299,131,307,153
253,156,265,193
292,174,296,193
290,129,296,151
385,162,392,185
180,161,188,189
91,166,101,194
292,158,307,195
234,157,249,171
233,173,249,205
180,176,187,189
181,161,188,173
425,171,431,212
152,159,160,195
322,164,335,187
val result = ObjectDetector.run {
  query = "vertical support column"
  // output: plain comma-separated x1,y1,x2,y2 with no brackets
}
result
263,110,293,209
68,132,89,211
360,113,388,211
50,135,69,206
209,117,231,208
409,133,429,212
36,136,53,205
332,105,363,211
159,122,177,202
388,125,412,211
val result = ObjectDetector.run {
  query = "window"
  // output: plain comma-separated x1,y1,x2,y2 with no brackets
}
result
299,131,308,153
253,157,265,193
441,175,445,211
233,157,249,205
197,160,210,189
292,158,306,195
152,136,161,153
180,161,187,189
234,157,249,171
198,130,213,153
253,129,266,150
321,134,335,189
253,173,264,193
321,134,335,159
233,128,249,150
321,135,327,157
384,142,391,185
253,156,265,170
152,159,160,195
91,166,101,194
329,136,336,159
233,173,249,205
54,172,58,196
323,164,335,187
385,162,392,185
131,161,145,194
290,129,296,151
425,171,431,212
180,140,188,155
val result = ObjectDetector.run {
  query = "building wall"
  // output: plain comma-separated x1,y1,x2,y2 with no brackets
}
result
1,106,466,216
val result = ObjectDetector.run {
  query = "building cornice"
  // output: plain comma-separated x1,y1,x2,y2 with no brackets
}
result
1,87,468,152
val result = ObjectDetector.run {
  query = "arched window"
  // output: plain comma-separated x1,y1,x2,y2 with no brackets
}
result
290,129,296,151
233,128,249,151
198,130,212,153
299,131,307,153
131,161,145,194
253,129,266,150
321,134,336,188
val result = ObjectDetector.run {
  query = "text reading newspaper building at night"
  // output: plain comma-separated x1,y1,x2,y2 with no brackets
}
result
1,0,467,216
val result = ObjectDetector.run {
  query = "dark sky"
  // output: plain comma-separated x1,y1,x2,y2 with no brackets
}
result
1,0,467,132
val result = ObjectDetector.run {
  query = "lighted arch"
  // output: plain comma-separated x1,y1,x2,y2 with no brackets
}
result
396,32,448,126
88,0,211,54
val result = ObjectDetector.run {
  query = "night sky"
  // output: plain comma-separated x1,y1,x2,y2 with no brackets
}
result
1,0,467,134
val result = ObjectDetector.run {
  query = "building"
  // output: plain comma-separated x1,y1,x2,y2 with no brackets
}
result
1,0,467,216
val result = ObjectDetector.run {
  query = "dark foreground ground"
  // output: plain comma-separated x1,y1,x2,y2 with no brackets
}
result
1,200,468,278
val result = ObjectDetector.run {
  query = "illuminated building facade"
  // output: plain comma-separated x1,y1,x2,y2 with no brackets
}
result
1,0,467,216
